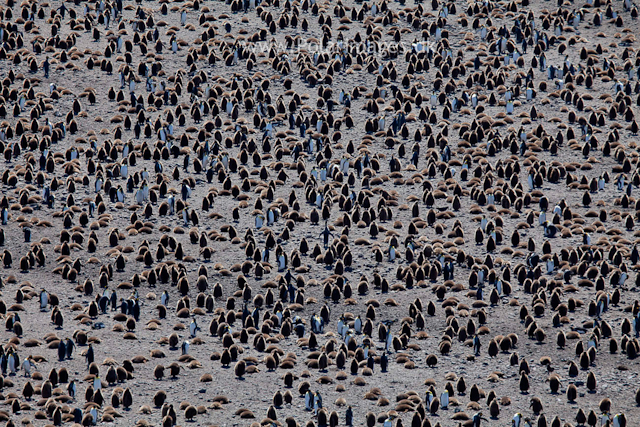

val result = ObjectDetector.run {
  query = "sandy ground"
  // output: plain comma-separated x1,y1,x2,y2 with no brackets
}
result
1,0,640,426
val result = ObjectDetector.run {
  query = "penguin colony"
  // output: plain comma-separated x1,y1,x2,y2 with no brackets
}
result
0,0,639,426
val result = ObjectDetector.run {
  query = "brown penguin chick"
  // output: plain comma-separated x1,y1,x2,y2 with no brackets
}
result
2,250,12,268
519,372,530,394
556,331,566,349
586,371,597,392
530,397,543,414
105,366,117,385
12,321,23,337
273,391,284,408
487,339,499,357
82,413,94,426
169,333,179,349
154,365,165,380
22,381,34,400
126,317,136,331
153,390,166,407
599,398,611,413
122,388,133,409
169,362,180,378
568,361,579,377
576,408,587,426
161,415,173,427
547,374,561,394
426,354,438,367
221,349,232,367
489,399,500,418
93,389,104,406
111,389,121,408
184,405,197,421
567,384,578,402
54,309,64,329
429,396,440,414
